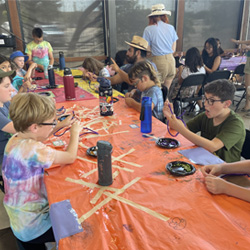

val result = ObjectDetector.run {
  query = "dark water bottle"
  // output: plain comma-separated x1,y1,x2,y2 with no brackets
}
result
63,67,76,100
97,77,113,116
59,51,65,70
97,140,113,186
47,65,56,88
140,96,152,133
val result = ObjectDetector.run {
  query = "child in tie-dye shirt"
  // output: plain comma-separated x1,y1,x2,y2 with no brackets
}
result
2,92,81,249
25,27,54,71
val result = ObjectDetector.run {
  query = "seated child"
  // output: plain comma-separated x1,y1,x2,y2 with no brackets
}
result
125,60,164,122
201,161,250,202
169,47,206,102
10,50,37,91
2,92,81,249
163,79,245,162
80,57,110,81
0,69,16,171
25,27,54,71
0,54,19,97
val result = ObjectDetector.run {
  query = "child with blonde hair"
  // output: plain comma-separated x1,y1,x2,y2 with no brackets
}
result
2,92,81,249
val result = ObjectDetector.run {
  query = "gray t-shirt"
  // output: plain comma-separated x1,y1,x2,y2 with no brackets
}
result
0,102,12,165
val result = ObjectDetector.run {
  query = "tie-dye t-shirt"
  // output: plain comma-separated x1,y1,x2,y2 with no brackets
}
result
2,135,56,241
25,40,53,67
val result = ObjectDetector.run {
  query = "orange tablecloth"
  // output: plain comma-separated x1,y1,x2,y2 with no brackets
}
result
44,99,250,250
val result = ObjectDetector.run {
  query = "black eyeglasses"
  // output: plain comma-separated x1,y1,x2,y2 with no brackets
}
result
39,120,57,128
202,95,224,106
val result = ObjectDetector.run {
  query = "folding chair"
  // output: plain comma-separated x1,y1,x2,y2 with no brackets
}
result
172,74,206,115
241,129,250,159
230,64,245,111
206,70,231,83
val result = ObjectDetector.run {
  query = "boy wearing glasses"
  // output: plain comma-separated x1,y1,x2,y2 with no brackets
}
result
163,79,245,162
2,92,81,249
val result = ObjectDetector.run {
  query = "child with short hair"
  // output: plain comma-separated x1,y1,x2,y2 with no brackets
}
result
2,92,81,249
10,50,37,91
201,161,250,202
125,60,164,122
163,79,245,162
25,27,54,71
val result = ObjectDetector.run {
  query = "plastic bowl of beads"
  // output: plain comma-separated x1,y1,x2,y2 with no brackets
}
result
156,138,180,149
166,161,196,176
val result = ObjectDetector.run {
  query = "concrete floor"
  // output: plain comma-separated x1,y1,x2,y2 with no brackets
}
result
0,99,249,250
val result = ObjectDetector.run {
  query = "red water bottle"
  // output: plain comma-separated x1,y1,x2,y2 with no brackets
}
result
63,67,76,100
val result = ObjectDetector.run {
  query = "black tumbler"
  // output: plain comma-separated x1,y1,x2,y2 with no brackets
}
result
97,140,113,186
47,65,57,89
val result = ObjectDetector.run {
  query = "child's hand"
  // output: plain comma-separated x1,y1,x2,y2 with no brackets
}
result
59,113,76,128
125,89,136,98
204,175,227,195
70,121,82,135
163,100,173,119
201,164,223,177
30,62,37,70
125,97,134,107
86,72,98,82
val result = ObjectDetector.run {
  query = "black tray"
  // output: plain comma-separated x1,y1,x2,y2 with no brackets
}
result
166,161,196,176
156,138,180,149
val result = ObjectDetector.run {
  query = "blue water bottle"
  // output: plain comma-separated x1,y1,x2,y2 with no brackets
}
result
140,96,152,133
59,51,65,70
47,65,57,89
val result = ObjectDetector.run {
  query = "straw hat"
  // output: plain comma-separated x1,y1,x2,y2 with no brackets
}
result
125,36,149,51
148,4,171,17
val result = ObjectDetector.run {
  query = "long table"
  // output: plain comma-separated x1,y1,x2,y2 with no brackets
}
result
219,56,246,71
44,98,250,250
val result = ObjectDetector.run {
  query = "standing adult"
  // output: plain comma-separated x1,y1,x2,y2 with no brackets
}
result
143,3,178,89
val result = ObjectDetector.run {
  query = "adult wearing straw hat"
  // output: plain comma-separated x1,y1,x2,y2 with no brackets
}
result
109,35,157,93
143,4,178,90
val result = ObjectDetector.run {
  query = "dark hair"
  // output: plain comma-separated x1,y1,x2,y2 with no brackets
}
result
149,15,169,25
204,79,236,101
32,28,43,38
185,47,203,73
82,57,104,75
202,37,219,64
128,60,160,86
133,47,147,58
115,50,127,67
0,54,10,64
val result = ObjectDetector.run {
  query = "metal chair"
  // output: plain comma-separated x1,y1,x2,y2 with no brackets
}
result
241,129,250,159
230,64,245,111
206,70,231,83
172,74,206,115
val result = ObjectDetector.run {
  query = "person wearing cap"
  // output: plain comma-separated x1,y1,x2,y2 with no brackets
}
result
143,4,178,89
0,69,16,174
109,35,157,95
10,50,37,91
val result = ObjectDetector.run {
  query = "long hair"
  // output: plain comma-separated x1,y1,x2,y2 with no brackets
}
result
148,15,169,25
82,57,104,75
202,37,219,63
185,47,203,73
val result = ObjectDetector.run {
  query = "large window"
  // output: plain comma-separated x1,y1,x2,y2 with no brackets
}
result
18,0,105,60
115,0,176,51
183,0,242,52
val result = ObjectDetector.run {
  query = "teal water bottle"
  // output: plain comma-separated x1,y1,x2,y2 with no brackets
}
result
140,96,152,133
